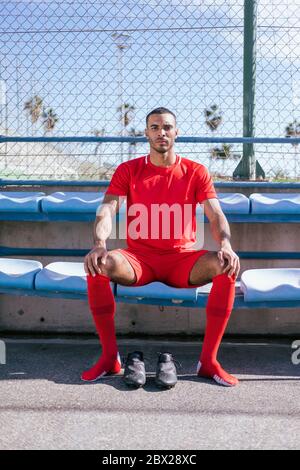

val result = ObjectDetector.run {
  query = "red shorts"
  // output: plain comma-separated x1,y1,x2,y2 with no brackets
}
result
114,247,209,288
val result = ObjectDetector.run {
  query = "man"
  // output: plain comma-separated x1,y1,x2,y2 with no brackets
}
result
83,107,240,387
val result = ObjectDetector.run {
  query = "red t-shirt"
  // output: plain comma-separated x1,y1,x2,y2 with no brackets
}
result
106,154,217,253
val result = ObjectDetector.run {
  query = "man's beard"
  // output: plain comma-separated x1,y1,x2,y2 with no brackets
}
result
150,141,171,153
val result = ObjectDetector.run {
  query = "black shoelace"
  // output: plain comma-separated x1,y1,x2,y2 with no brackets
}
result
156,352,182,370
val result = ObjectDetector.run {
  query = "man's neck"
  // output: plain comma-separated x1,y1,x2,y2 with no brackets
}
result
149,150,177,167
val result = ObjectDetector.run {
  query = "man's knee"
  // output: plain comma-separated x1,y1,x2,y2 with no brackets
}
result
97,252,120,276
208,252,224,277
189,251,223,285
211,251,234,277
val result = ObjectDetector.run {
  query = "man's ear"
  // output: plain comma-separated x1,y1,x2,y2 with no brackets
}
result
175,128,179,139
145,128,149,139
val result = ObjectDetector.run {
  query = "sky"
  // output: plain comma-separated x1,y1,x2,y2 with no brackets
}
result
0,0,299,177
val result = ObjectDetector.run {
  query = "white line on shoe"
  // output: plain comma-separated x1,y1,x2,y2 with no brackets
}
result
81,370,108,382
212,374,235,387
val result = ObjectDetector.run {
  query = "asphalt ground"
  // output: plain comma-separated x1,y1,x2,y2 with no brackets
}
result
0,336,299,450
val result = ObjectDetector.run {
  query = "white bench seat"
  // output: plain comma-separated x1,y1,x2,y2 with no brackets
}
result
0,192,45,212
0,258,43,289
240,268,300,302
41,192,105,213
35,262,88,293
250,193,300,214
1,258,299,307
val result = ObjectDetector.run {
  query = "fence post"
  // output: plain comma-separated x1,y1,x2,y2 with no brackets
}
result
0,340,6,365
233,0,265,180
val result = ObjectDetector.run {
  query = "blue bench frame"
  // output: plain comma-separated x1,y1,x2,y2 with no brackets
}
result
0,212,300,223
0,246,300,260
0,283,299,309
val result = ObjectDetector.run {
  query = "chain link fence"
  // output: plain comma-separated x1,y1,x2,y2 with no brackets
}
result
0,0,299,181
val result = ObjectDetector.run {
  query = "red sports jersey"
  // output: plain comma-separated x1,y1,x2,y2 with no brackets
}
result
106,154,217,253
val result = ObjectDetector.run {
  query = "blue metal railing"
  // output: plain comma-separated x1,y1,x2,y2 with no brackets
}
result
1,135,300,145
1,180,300,188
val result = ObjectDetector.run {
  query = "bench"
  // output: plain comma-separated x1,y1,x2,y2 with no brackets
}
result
0,191,299,310
0,191,300,223
0,259,299,309
0,191,299,260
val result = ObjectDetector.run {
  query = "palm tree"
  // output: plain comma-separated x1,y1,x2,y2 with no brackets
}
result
42,108,59,133
285,119,300,178
24,95,43,123
205,104,222,132
117,103,135,162
127,127,143,159
204,104,223,171
211,143,236,174
211,143,232,160
92,128,105,167
117,103,135,129
285,119,300,140
41,108,59,178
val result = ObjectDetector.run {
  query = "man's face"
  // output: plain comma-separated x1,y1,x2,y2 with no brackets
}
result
145,114,178,153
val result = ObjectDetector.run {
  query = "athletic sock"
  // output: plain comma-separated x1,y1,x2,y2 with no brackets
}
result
81,273,121,382
198,272,239,387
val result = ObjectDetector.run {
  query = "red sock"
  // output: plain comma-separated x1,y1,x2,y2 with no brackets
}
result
81,273,121,381
198,273,239,387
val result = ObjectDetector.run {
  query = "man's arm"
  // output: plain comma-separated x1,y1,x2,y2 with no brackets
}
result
203,198,240,278
84,193,125,275
93,193,125,247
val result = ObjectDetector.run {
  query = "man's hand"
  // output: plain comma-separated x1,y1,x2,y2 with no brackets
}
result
84,245,109,277
203,199,239,278
217,243,240,278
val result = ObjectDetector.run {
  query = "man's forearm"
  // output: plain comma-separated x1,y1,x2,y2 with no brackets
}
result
209,213,232,248
93,205,114,247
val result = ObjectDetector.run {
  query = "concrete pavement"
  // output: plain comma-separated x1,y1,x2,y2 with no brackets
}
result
0,336,299,450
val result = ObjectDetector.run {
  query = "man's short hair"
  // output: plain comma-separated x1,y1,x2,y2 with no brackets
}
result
146,107,176,126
